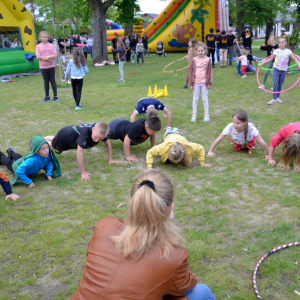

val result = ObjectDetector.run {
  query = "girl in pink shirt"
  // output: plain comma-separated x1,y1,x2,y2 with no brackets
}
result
36,31,58,102
184,38,197,89
266,122,300,170
188,42,213,122
237,49,248,78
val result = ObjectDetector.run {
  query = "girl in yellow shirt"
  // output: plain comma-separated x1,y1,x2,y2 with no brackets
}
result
146,127,212,168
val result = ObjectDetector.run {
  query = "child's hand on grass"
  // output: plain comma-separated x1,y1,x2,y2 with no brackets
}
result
47,176,53,181
268,159,277,165
5,193,20,201
126,156,139,163
28,182,35,188
263,155,269,160
207,151,216,157
201,164,212,168
109,160,121,165
81,172,92,181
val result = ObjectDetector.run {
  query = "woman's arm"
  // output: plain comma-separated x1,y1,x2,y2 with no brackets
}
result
207,133,226,157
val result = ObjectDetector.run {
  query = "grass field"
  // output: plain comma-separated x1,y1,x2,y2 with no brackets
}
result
1,47,300,300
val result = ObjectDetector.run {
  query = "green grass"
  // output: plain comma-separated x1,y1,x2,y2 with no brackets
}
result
1,49,300,300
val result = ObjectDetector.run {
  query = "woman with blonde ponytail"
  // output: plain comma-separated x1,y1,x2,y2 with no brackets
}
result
70,170,215,300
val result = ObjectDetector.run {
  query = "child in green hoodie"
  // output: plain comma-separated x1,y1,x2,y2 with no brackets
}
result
0,136,61,187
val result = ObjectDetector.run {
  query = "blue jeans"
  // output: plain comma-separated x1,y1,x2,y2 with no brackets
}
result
144,49,150,57
185,284,215,300
132,50,136,61
236,61,256,75
89,46,93,59
163,127,184,139
216,48,220,63
119,60,126,80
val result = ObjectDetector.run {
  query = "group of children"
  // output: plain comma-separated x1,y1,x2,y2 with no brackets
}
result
1,93,299,200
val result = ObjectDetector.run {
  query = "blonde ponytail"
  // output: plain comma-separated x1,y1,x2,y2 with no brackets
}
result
112,170,183,261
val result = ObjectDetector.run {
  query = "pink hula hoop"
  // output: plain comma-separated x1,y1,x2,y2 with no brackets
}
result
257,54,300,94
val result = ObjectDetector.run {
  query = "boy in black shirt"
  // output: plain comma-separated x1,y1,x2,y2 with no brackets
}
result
44,122,120,181
205,28,216,67
108,108,161,163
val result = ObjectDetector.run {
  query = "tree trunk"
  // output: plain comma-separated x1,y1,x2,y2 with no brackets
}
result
236,0,244,36
87,0,116,63
289,8,300,52
265,16,273,45
124,24,134,38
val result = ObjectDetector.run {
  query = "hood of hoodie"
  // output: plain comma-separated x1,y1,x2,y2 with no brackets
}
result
31,136,49,154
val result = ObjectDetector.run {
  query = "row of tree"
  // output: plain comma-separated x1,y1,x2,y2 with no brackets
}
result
229,0,300,50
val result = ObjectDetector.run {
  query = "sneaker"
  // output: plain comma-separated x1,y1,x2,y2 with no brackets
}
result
119,79,125,82
191,116,197,122
242,75,247,79
75,106,82,111
117,78,123,81
117,78,121,81
183,85,188,89
52,96,59,102
258,84,265,89
79,103,82,107
267,99,277,105
271,87,273,90
142,63,145,65
68,80,71,84
7,148,13,159
173,127,179,132
203,116,210,122
44,96,50,102
131,59,134,63
276,98,283,103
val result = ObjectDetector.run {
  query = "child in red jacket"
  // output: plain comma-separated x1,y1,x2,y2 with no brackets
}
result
266,122,300,170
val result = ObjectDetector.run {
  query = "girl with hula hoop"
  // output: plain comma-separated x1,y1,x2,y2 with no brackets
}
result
183,38,197,89
259,37,300,105
258,36,278,89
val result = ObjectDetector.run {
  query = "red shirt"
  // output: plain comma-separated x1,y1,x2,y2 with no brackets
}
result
270,122,300,148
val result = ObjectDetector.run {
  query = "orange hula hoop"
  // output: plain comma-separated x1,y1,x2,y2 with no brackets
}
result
163,57,188,73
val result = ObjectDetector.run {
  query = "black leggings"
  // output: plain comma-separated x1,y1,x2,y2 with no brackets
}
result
126,49,131,62
71,78,83,106
0,150,22,174
207,49,215,65
40,67,57,97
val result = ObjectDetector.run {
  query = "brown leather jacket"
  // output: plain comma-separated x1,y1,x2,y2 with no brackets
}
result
70,217,197,300
188,56,213,88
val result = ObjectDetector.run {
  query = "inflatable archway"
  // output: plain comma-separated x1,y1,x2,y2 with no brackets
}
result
0,0,39,75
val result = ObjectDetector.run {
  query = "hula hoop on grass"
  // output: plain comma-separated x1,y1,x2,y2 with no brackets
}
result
163,57,188,73
257,56,297,71
253,241,300,300
257,54,300,94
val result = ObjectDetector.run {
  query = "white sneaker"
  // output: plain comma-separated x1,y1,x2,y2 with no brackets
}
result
203,116,210,122
131,59,134,63
191,116,197,122
242,75,247,79
271,87,273,90
267,99,277,105
276,98,283,103
258,84,265,89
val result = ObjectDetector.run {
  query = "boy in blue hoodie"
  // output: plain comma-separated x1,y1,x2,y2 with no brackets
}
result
0,136,61,187
0,171,20,201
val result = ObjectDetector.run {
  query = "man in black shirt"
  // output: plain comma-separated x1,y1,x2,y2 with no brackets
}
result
227,28,236,67
111,34,119,64
240,25,253,53
108,116,161,163
215,29,220,63
205,28,216,67
44,122,120,181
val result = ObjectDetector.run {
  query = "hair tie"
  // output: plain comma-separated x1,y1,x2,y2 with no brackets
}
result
172,151,176,154
139,180,155,192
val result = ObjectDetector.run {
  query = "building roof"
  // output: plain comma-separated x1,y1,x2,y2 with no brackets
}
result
143,13,158,19
275,6,297,22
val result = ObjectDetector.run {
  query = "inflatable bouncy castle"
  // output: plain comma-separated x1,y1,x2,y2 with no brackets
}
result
0,0,39,75
107,0,229,53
